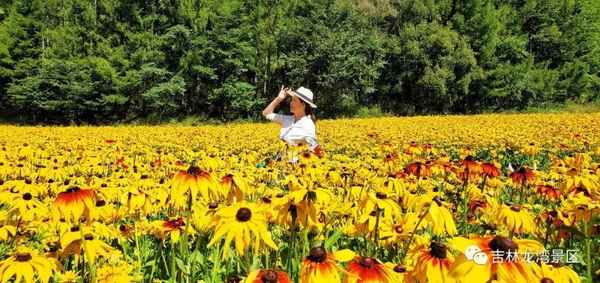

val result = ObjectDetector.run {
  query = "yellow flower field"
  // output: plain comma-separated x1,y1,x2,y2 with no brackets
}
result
0,113,599,283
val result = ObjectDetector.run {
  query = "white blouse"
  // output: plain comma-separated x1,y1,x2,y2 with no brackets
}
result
266,113,318,148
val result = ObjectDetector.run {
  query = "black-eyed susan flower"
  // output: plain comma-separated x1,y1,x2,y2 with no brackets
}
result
300,247,355,283
245,269,291,283
426,196,457,236
96,264,133,283
530,262,580,283
344,256,396,283
358,190,401,224
7,189,47,221
409,241,455,283
379,212,421,244
481,162,501,178
208,202,277,258
0,246,57,283
61,228,119,262
449,235,544,283
150,217,194,242
56,271,80,283
509,166,536,187
172,165,215,201
220,174,246,203
53,186,96,222
496,204,535,234
459,156,482,182
0,211,17,241
536,184,562,201
404,161,433,179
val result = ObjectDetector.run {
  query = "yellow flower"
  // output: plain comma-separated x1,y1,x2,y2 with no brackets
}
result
150,217,195,242
96,264,132,283
530,262,580,283
208,202,277,258
300,247,355,283
0,246,57,283
344,256,397,283
496,204,535,234
425,196,458,236
60,228,118,262
449,235,543,283
57,271,80,283
408,241,456,283
53,186,96,223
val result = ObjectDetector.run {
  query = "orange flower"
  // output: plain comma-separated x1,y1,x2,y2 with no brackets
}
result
458,156,481,182
536,184,561,201
481,162,500,178
404,161,433,178
509,167,535,186
151,217,193,242
220,174,244,203
411,241,455,283
300,247,355,283
245,269,291,283
53,186,96,222
312,145,325,158
172,165,214,199
344,256,395,283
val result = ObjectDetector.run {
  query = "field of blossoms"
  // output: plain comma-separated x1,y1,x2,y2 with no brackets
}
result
0,113,599,283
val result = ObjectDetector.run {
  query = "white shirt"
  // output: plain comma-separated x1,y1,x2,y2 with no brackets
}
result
266,113,318,148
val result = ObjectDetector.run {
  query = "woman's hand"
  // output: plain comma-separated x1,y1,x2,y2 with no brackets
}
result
277,85,290,100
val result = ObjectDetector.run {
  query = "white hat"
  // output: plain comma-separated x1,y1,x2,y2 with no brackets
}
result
289,86,317,108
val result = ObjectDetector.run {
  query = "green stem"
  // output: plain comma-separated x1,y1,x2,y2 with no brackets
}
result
373,206,382,257
170,240,177,281
584,221,593,283
401,208,428,264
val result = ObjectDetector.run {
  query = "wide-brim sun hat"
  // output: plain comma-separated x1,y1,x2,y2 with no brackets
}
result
289,86,317,108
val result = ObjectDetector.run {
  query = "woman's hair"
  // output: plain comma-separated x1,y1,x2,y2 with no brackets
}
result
302,101,317,123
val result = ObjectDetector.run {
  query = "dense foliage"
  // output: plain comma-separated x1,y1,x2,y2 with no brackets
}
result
0,0,599,123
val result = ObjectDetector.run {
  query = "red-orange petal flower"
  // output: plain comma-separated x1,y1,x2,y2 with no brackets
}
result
344,256,395,283
53,186,96,222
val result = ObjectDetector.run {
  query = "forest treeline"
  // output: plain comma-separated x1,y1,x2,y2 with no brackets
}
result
0,0,599,123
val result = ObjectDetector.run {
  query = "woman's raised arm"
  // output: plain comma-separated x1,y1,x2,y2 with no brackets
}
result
262,85,289,119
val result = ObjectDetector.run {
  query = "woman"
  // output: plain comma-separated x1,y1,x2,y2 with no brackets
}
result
262,85,321,162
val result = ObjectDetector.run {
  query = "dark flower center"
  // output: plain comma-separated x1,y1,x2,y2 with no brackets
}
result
262,196,272,204
71,226,80,232
540,278,554,283
432,196,443,206
96,199,106,207
429,241,447,259
393,265,407,273
236,208,252,222
260,270,278,283
394,225,404,234
66,186,80,193
208,202,219,209
15,252,32,262
187,166,201,176
22,193,32,200
376,192,387,199
510,205,522,212
489,236,518,254
307,247,327,263
359,257,376,268
225,276,242,283
84,234,94,240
